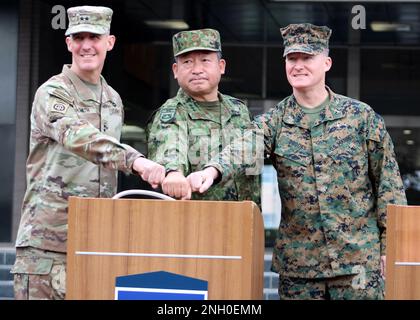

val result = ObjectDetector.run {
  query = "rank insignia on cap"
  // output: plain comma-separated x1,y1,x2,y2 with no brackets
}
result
65,6,113,36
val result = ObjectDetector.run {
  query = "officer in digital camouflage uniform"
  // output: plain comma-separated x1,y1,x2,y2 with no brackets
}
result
147,28,260,205
188,23,407,299
11,6,165,300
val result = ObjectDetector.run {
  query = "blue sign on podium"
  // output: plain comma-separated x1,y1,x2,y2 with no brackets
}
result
115,271,208,300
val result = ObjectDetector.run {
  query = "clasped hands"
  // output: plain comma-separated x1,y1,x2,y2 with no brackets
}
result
133,157,218,200
161,167,219,200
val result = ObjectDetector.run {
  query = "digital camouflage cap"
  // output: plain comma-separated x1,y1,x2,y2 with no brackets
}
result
65,6,113,36
280,23,331,57
172,28,221,57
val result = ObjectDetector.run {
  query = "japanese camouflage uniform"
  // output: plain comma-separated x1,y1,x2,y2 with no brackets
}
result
12,6,142,299
148,89,260,204
147,29,260,205
206,23,407,299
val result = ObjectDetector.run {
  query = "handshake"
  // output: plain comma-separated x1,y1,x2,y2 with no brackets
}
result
133,157,219,200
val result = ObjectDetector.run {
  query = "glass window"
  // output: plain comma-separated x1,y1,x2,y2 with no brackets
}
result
0,127,15,242
266,47,290,100
387,127,420,205
327,48,347,95
220,46,263,99
360,49,420,116
0,1,18,242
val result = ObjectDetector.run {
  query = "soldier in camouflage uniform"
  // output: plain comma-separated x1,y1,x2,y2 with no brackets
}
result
188,23,407,299
11,6,165,300
147,29,260,205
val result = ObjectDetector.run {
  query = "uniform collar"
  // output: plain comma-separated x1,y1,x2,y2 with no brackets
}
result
283,86,346,129
176,88,240,125
62,64,112,103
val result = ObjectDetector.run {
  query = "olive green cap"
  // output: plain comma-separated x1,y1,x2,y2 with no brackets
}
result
172,28,221,57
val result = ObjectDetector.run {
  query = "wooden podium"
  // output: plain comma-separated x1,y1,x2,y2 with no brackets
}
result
66,197,264,300
386,204,420,299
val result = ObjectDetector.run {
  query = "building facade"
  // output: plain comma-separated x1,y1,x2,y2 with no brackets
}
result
1,0,420,299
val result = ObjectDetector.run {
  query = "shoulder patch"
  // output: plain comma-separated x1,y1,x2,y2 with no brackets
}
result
47,99,70,122
52,103,67,113
159,107,177,123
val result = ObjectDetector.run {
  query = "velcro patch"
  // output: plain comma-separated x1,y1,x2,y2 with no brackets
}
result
52,103,67,113
160,108,176,123
48,88,74,105
48,100,70,122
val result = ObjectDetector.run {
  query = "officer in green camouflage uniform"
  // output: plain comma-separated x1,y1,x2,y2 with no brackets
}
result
11,6,165,300
188,23,407,299
147,29,260,205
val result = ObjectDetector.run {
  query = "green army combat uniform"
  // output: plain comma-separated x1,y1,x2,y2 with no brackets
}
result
206,23,407,299
147,88,260,205
12,64,143,298
147,28,260,205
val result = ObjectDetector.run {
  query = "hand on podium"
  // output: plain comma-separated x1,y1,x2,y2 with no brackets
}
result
162,171,192,200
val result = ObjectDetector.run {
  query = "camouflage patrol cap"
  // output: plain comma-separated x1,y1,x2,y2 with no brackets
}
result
172,28,221,57
280,23,331,57
65,6,113,36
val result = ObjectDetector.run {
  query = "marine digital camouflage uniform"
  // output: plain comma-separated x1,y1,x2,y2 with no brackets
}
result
207,87,407,297
205,22,406,299
147,88,260,204
12,65,143,298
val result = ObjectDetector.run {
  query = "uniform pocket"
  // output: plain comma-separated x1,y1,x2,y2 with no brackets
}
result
326,139,370,200
327,140,367,175
190,127,210,136
50,264,66,297
273,145,311,167
11,256,54,275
